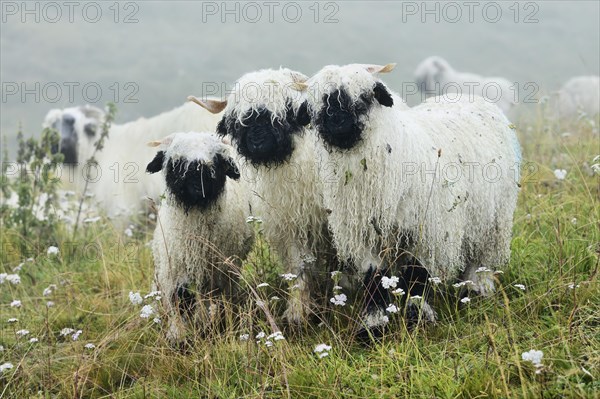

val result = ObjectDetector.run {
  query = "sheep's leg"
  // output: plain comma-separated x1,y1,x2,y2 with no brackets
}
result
356,255,390,339
401,265,437,324
283,245,314,324
461,264,496,297
153,261,191,343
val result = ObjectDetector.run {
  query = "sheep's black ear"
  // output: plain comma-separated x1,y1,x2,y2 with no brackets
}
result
296,101,311,126
146,151,165,174
216,117,228,136
373,82,394,107
224,156,240,180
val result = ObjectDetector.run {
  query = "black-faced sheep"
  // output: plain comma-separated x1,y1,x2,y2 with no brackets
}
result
304,63,521,334
146,132,254,341
188,68,337,323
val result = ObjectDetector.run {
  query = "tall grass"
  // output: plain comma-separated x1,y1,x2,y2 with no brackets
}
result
1,114,598,398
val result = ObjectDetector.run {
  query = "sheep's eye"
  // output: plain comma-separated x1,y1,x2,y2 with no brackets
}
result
84,123,97,137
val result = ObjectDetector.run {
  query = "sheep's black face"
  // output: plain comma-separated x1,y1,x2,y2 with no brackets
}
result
49,114,79,164
217,102,309,167
314,82,393,150
147,152,240,212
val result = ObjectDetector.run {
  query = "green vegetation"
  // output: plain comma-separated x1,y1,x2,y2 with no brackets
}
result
1,114,598,398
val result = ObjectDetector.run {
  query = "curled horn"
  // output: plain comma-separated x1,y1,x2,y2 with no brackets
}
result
291,81,308,91
187,96,228,114
364,63,396,74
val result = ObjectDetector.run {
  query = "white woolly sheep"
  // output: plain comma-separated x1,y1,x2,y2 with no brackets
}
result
304,63,521,334
414,56,516,115
189,68,337,323
146,131,254,341
43,101,223,218
553,75,600,119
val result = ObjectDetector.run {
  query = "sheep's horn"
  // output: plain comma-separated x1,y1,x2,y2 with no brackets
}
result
291,81,308,91
187,96,228,114
364,63,396,74
147,140,162,147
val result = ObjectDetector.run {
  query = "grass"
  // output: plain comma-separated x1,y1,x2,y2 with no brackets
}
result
1,115,599,398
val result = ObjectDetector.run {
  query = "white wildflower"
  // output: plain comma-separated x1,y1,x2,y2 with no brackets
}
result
568,283,580,290
314,343,332,354
386,304,399,313
493,270,504,275
522,349,544,367
256,283,269,288
8,318,18,323
453,280,473,288
10,300,22,308
0,362,14,373
16,329,29,337
255,332,266,340
475,267,492,274
124,228,133,237
525,213,532,220
129,291,143,305
428,277,442,285
6,274,21,285
72,330,82,341
0,273,6,284
381,276,400,289
330,293,347,306
281,273,298,281
270,296,280,302
13,263,23,272
245,215,263,224
267,331,285,341
410,295,423,301
84,343,96,350
46,301,55,308
333,285,343,291
47,246,60,256
553,169,567,180
239,334,250,341
391,288,405,296
43,284,57,297
460,297,471,304
83,216,101,223
60,328,75,336
29,338,39,343
330,271,342,279
140,305,154,319
153,317,161,324
148,213,156,220
571,218,577,225
514,284,526,291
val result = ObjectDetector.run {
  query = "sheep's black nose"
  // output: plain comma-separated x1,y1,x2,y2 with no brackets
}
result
63,114,75,125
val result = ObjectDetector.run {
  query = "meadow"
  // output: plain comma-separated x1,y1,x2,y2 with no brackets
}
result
0,110,598,398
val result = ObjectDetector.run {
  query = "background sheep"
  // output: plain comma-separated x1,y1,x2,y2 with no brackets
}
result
43,102,223,219
414,56,516,115
552,75,600,120
189,68,337,323
304,63,521,334
146,131,254,341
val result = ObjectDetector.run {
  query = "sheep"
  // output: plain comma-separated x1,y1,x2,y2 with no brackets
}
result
414,56,516,115
43,101,223,218
188,68,337,323
146,131,254,341
553,75,600,120
303,63,521,334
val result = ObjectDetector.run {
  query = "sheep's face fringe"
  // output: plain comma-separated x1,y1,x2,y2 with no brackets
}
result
44,105,106,164
311,82,393,150
218,101,309,167
145,132,240,213
163,153,238,212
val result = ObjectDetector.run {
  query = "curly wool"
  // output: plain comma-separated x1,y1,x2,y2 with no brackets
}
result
307,64,521,281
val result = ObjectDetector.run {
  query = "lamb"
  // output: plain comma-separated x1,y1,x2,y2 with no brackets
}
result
414,56,516,115
552,75,600,120
303,63,521,334
146,131,254,341
188,68,337,323
43,101,223,218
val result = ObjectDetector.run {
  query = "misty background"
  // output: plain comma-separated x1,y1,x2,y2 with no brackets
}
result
1,1,599,154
